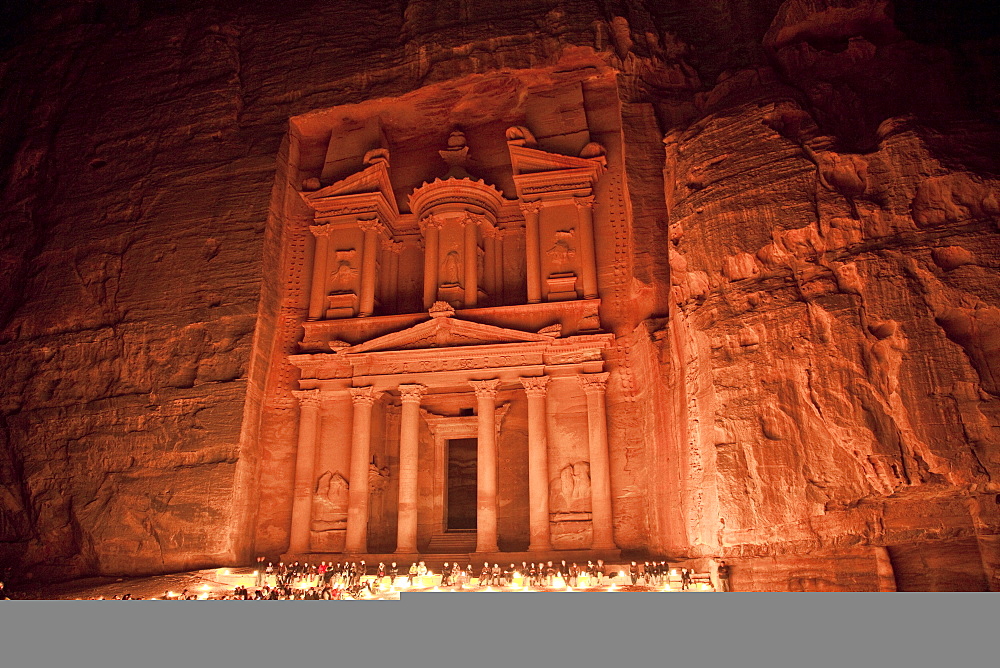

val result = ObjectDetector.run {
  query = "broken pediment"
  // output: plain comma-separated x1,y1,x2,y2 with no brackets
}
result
507,139,606,200
300,156,399,223
340,315,554,355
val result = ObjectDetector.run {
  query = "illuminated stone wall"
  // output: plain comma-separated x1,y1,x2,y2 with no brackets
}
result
1,0,997,590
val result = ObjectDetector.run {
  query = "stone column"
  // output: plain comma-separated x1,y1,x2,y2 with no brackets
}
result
345,386,383,553
307,225,331,320
463,215,479,308
520,200,543,304
421,216,441,310
494,228,505,305
484,227,497,306
470,379,501,553
358,218,381,317
379,237,397,315
577,372,616,549
574,195,599,299
396,384,426,554
289,389,322,554
519,376,552,552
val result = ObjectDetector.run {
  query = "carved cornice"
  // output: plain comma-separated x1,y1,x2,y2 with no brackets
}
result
292,389,323,408
519,375,550,397
576,372,610,395
350,385,384,406
398,384,428,404
469,378,501,399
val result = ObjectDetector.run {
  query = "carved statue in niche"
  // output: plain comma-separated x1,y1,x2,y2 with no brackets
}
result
553,461,591,512
546,229,576,270
312,470,349,527
329,249,359,291
442,249,462,286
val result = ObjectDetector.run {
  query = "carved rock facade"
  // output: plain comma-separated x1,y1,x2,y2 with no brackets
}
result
0,1,998,590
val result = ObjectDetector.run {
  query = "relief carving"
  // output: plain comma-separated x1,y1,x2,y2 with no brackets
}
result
312,470,349,529
553,461,591,512
442,249,463,286
546,229,577,269
368,462,390,493
329,249,359,290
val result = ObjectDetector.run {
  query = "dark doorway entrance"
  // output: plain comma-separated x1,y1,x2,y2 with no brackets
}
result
447,437,477,531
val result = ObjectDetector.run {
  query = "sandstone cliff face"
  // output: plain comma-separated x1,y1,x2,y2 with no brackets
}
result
1,0,997,590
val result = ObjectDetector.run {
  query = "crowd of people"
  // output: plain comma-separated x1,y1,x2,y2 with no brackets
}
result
0,557,730,600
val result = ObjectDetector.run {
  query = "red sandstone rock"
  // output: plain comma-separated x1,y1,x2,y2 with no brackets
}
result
0,1,997,591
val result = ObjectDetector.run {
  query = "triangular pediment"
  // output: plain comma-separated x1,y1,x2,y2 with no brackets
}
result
301,159,399,218
508,144,605,176
342,317,553,355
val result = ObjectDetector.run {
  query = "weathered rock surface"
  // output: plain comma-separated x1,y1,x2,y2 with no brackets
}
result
1,0,998,589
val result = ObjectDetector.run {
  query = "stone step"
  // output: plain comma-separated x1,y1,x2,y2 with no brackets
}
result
425,532,477,553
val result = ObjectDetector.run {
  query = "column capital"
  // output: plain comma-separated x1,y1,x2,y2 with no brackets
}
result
398,384,428,404
574,195,596,209
469,378,501,399
462,212,490,227
576,372,609,395
309,223,334,237
519,200,543,216
519,375,550,397
350,385,384,406
380,236,403,253
418,214,444,233
358,216,382,233
292,389,323,408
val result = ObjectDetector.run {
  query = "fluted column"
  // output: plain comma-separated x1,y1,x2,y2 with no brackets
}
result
345,386,383,553
289,389,322,553
358,218,381,317
463,215,479,308
577,372,616,549
421,216,441,309
574,195,599,299
396,384,426,554
520,376,552,552
520,200,542,304
307,225,331,320
470,379,501,552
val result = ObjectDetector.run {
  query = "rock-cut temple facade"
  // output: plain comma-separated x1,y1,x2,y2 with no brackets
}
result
258,71,659,563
